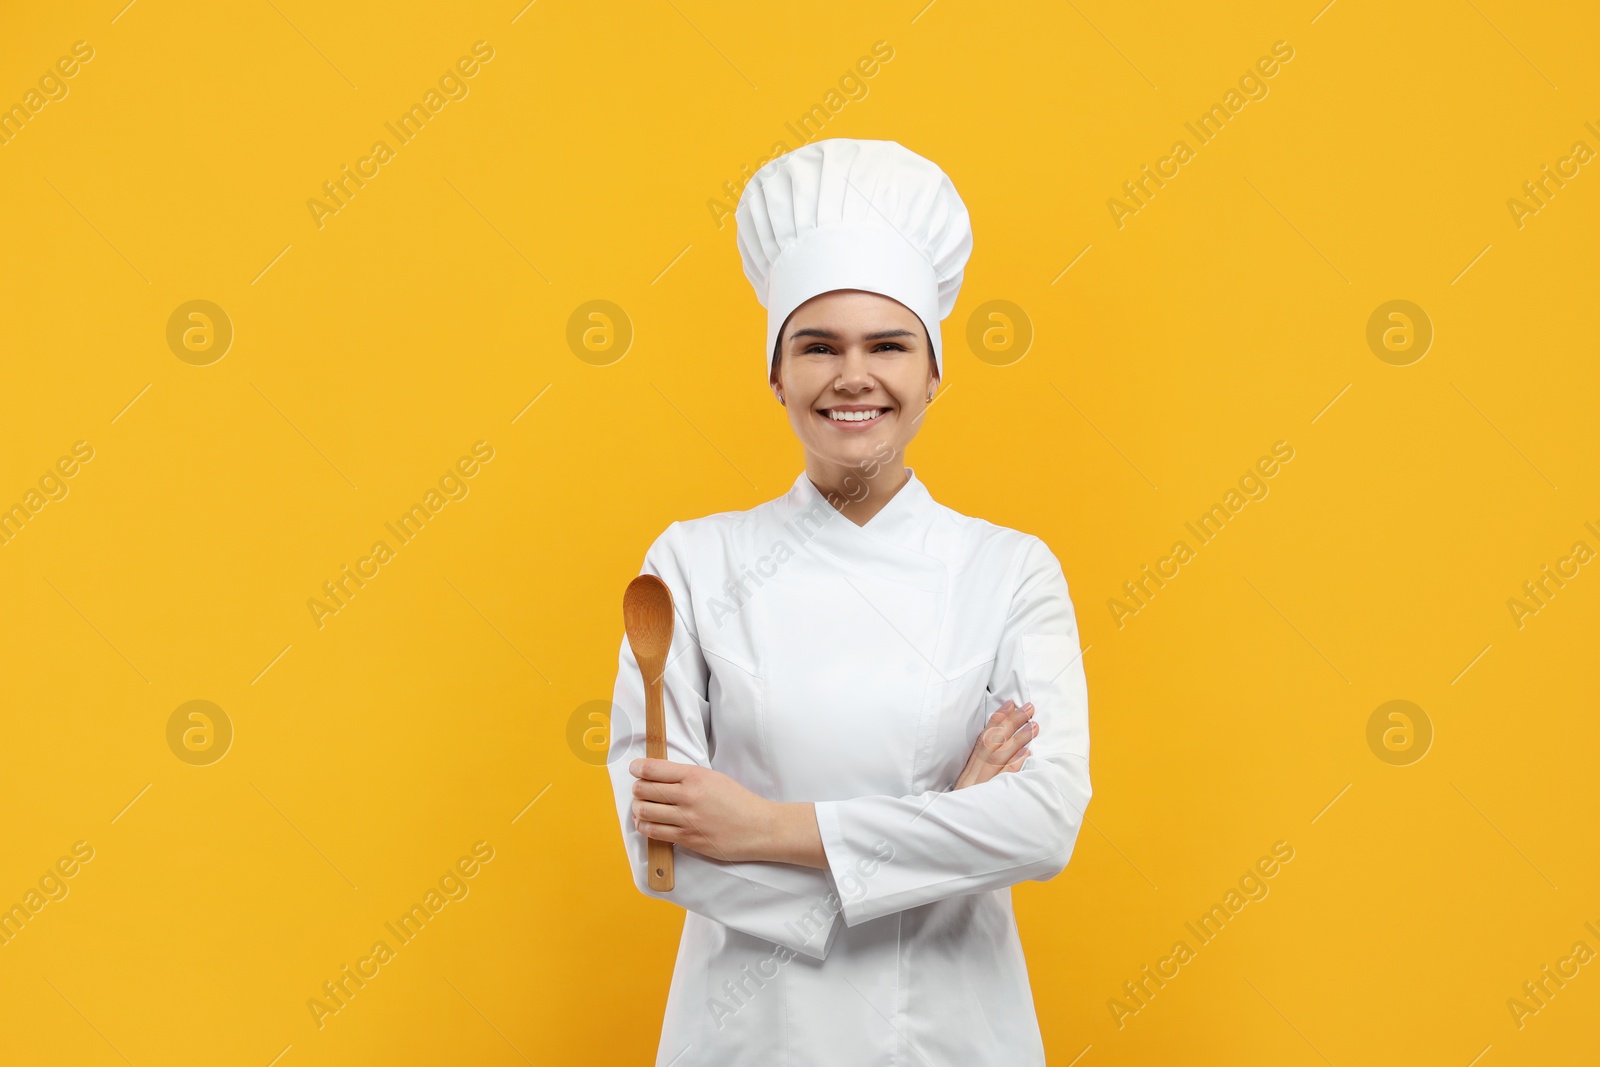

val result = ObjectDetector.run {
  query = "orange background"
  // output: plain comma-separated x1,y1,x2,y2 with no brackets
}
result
1,2,1596,1064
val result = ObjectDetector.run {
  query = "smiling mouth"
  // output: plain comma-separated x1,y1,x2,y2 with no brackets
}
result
818,407,890,425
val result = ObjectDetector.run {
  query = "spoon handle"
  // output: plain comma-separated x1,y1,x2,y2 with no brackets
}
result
644,665,675,891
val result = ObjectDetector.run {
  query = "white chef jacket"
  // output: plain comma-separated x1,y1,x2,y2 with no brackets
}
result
608,466,1092,1066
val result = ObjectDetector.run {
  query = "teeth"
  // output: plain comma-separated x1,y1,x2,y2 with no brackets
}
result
825,409,886,422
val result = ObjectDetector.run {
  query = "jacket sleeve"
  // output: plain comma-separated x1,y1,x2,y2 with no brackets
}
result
607,521,845,961
810,535,1092,928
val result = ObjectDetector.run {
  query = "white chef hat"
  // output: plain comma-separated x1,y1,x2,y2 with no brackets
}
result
734,138,973,381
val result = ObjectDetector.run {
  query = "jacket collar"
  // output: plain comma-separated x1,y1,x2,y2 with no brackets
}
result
781,465,938,557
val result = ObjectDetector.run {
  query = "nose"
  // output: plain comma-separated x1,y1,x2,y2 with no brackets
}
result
833,347,875,393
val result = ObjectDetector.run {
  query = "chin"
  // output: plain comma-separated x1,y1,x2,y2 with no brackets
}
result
824,435,890,466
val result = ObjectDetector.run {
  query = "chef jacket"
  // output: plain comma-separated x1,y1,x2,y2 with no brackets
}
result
608,466,1092,1066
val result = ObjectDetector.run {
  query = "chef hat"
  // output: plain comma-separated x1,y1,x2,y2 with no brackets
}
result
735,138,973,381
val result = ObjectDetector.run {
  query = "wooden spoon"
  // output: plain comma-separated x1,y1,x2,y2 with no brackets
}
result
623,574,675,891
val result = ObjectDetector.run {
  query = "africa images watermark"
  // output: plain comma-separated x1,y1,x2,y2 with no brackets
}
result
306,441,495,629
705,40,896,230
1,440,95,548
1108,440,1296,628
1106,40,1296,229
1108,839,1296,1029
0,40,95,148
306,41,496,230
1504,520,1598,630
1506,919,1600,1031
707,438,897,629
706,839,896,1030
1505,120,1599,231
305,840,495,1029
1,841,96,948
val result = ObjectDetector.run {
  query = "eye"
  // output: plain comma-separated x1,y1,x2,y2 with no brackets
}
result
802,343,834,354
873,342,907,352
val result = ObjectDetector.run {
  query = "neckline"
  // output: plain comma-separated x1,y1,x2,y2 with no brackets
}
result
787,465,934,549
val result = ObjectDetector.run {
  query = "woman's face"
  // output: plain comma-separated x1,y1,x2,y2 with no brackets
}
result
772,289,938,474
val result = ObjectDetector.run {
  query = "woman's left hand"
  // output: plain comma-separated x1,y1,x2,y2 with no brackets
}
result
629,758,776,863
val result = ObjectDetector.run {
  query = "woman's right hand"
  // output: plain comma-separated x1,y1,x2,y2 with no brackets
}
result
952,700,1037,790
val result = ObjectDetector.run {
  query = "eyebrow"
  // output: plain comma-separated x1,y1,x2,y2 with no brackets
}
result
788,328,919,343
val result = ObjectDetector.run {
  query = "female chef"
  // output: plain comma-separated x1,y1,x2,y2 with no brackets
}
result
607,138,1092,1066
